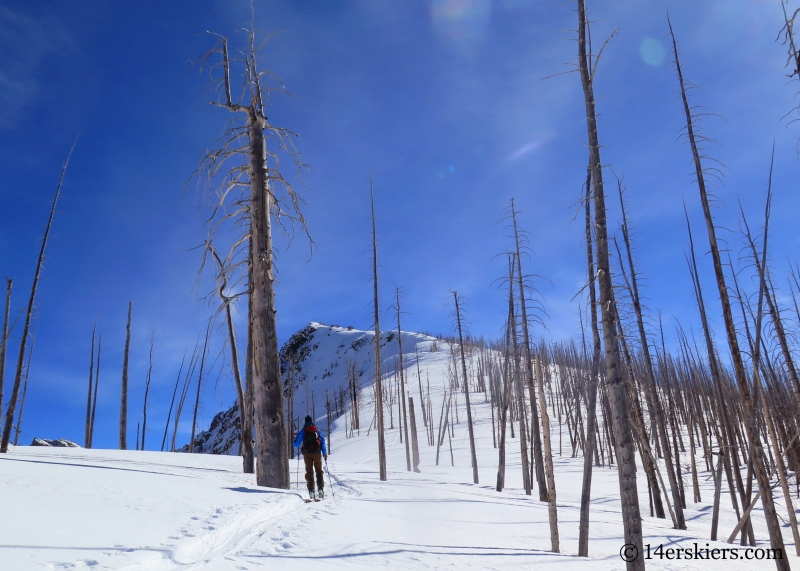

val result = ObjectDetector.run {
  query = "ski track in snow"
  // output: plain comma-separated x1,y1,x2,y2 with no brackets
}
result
3,323,799,570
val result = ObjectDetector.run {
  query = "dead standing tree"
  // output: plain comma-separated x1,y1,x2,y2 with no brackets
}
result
575,2,644,567
196,27,310,488
141,331,154,451
85,323,97,448
578,167,603,556
392,287,412,472
669,19,788,568
120,301,132,450
2,142,76,453
0,278,11,425
370,178,388,481
452,291,479,484
616,179,684,529
204,242,254,471
506,199,547,501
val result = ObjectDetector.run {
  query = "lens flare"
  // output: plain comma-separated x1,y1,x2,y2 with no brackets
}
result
429,0,491,52
639,37,666,66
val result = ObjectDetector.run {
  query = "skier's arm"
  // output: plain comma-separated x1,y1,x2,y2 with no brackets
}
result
320,433,327,456
293,430,304,449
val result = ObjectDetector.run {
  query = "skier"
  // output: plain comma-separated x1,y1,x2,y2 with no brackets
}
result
294,415,328,501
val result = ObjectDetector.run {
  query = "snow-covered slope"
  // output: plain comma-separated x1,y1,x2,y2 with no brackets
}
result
185,322,436,454
3,322,797,570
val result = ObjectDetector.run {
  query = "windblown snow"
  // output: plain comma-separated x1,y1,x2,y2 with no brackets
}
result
1,323,795,570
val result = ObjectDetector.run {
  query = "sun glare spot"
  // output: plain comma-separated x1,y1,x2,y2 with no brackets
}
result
639,37,666,66
429,0,491,52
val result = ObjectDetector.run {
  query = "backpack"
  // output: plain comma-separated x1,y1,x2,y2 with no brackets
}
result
302,425,321,454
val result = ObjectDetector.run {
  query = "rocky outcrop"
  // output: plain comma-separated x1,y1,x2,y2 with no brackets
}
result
182,322,436,455
31,438,81,447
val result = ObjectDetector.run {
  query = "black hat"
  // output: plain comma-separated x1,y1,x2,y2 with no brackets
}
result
304,415,313,425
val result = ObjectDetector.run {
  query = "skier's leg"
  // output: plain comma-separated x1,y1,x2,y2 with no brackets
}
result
313,453,324,492
304,454,315,493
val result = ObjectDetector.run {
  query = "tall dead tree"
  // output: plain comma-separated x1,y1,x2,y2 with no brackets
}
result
394,288,412,472
0,278,11,425
197,27,310,488
85,323,97,448
669,20,788,569
120,301,132,450
496,256,516,492
617,180,684,529
89,333,101,448
190,323,211,452
409,395,421,472
453,291,479,484
245,301,255,469
415,348,427,430
162,350,186,452
205,243,254,470
141,332,153,451
576,3,643,567
508,200,547,501
2,142,76,453
578,167,603,556
14,319,37,446
536,347,559,552
739,166,800,554
172,344,199,452
370,178,387,481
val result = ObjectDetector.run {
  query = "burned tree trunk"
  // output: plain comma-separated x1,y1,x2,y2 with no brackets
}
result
578,167,603,556
190,323,211,452
576,3,644,567
669,19,787,569
197,29,309,488
453,291,479,484
409,395,421,473
162,351,186,452
89,334,101,448
0,278,10,426
739,172,800,555
14,321,37,446
509,200,547,501
2,143,75,453
496,256,516,492
85,323,96,448
207,243,254,471
536,349,559,552
244,300,255,472
120,301,132,450
617,181,684,529
371,179,387,481
141,332,153,451
396,288,412,472
247,105,289,487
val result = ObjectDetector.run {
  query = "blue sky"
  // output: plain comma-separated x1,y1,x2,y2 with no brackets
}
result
1,0,798,449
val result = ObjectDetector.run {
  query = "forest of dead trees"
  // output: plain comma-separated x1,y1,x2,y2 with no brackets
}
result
2,2,800,570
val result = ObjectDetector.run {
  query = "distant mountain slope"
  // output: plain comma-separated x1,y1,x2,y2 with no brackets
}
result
183,322,437,455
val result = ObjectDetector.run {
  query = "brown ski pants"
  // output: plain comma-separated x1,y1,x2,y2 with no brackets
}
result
304,452,324,491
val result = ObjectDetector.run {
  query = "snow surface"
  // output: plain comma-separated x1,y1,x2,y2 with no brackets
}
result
2,323,798,570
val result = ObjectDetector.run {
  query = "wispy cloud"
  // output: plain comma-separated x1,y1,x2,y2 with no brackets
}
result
505,131,555,163
0,7,74,128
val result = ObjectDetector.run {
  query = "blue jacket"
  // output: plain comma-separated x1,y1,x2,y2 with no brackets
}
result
294,424,327,455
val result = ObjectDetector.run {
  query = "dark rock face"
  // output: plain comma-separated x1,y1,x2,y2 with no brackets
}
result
280,323,319,375
183,321,434,456
177,404,242,455
31,438,81,448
